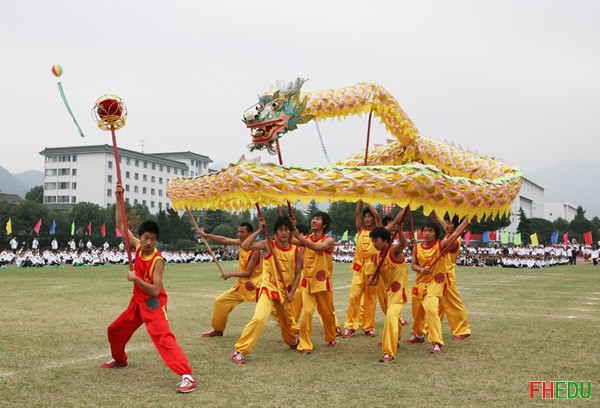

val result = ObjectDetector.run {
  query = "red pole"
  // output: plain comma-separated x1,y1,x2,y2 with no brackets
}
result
428,216,472,269
111,125,133,270
364,109,373,166
255,203,287,293
371,207,409,283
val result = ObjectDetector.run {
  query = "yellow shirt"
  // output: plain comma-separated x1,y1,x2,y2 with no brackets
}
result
234,248,263,301
378,249,410,305
260,241,299,302
301,233,333,294
413,241,447,298
444,236,461,286
351,227,379,276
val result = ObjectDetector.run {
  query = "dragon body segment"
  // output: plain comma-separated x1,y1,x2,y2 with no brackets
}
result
168,80,522,219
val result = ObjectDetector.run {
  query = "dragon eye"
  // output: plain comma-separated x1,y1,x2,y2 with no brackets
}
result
271,102,279,108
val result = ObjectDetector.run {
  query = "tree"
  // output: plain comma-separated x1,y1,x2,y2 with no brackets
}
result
25,186,44,203
212,224,233,240
553,217,569,234
304,200,320,219
529,218,554,243
328,201,356,238
569,206,594,243
516,208,534,241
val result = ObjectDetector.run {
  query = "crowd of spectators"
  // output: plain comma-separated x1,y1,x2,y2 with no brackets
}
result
1,238,597,270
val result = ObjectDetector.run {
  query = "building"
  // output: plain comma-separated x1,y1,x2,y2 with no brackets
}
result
544,201,578,223
39,145,212,213
501,176,545,241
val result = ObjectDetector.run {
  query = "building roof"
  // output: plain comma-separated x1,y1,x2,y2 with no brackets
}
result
151,151,212,162
39,145,189,168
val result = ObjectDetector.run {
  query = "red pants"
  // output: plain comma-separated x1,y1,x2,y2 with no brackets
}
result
107,297,192,376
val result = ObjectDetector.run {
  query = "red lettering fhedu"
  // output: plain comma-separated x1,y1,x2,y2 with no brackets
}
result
530,380,592,399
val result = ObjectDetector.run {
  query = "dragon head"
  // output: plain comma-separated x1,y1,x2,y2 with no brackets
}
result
242,78,314,153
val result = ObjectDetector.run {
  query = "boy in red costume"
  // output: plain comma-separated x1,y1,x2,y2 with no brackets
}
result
101,184,197,393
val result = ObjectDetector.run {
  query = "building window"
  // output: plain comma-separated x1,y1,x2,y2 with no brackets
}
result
135,159,139,167
159,202,162,209
44,182,57,189
45,169,57,176
143,161,148,168
159,165,163,171
58,195,70,203
59,182,68,189
72,155,77,162
142,187,147,194
151,176,155,183
72,169,77,176
152,163,156,170
126,157,131,165
108,175,112,183
125,184,130,192
151,188,155,195
125,198,129,204
158,189,162,196
46,156,57,163
167,166,171,173
71,182,77,189
134,186,139,193
143,200,147,206
108,160,113,169
174,169,178,175
126,171,130,179
134,173,139,180
71,196,76,203
59,168,69,176
159,177,163,184
134,199,138,205
107,189,112,197
151,201,155,208
143,175,147,182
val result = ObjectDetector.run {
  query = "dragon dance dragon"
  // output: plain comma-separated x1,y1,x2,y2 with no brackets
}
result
167,78,522,219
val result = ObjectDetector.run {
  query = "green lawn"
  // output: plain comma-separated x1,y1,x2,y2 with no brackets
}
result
0,262,598,407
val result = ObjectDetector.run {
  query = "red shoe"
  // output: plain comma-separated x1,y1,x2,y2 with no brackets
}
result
430,344,442,354
364,330,376,337
177,376,198,393
379,353,394,363
342,329,355,339
301,349,312,355
201,329,223,337
401,320,409,326
231,351,245,364
335,328,343,337
327,340,338,347
452,334,471,341
100,359,128,368
405,335,425,344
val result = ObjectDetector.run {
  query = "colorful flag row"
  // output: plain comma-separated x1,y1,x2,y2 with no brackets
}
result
3,219,123,238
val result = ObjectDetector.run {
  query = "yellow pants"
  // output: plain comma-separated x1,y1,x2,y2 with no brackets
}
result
439,284,471,336
297,290,337,351
344,270,377,332
234,292,297,355
210,287,247,332
358,278,387,325
411,295,444,347
382,302,405,358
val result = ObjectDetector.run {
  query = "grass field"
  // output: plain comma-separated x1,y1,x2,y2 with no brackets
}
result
1,261,598,407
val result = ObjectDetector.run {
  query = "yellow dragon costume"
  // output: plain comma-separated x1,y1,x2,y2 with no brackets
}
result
167,79,522,219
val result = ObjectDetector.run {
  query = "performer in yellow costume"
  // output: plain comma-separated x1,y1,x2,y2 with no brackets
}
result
368,224,409,363
198,223,262,338
293,212,338,354
232,216,303,364
342,200,382,338
409,217,469,353
436,215,472,340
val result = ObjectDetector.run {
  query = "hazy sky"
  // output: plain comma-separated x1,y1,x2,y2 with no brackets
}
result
2,0,598,177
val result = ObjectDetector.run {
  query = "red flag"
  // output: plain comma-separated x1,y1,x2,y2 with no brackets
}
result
563,232,569,245
584,231,593,245
87,222,92,235
489,231,497,241
101,223,106,238
33,219,42,235
464,231,471,246
116,227,122,238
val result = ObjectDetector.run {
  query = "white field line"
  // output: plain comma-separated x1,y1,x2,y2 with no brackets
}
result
0,344,153,381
